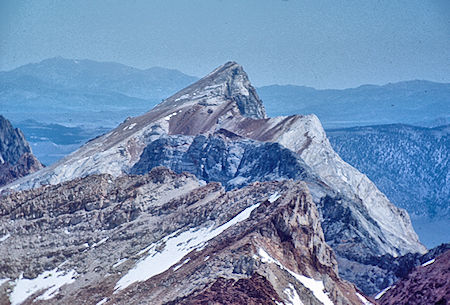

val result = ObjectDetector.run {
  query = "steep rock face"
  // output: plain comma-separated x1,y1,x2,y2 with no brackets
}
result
130,133,315,189
0,116,43,186
377,249,450,305
0,168,366,305
1,61,425,295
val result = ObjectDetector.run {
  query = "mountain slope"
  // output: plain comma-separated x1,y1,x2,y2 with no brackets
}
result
0,116,43,186
377,248,450,305
327,124,450,247
0,168,367,305
258,81,450,128
2,61,426,295
327,124,449,219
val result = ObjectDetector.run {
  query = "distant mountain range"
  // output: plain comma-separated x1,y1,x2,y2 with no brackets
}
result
0,57,198,128
2,57,449,131
258,82,450,129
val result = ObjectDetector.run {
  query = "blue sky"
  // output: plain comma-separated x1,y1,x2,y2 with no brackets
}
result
1,0,449,88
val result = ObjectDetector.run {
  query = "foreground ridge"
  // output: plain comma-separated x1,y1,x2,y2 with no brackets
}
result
0,168,367,304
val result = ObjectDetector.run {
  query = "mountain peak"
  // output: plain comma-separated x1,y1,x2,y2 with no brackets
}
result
157,61,266,119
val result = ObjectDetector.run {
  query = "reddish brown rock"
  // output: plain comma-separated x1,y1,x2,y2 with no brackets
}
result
379,250,450,305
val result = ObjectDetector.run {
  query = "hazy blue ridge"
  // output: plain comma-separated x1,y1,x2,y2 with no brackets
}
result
258,81,450,129
0,57,199,127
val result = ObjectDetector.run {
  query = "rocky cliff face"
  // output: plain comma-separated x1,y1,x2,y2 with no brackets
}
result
1,61,425,296
0,167,369,305
130,133,316,189
0,116,43,187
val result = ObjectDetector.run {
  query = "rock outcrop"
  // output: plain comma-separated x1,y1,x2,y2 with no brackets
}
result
377,249,449,305
0,115,43,187
0,167,369,305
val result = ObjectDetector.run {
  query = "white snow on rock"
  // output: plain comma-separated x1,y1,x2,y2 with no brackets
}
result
0,233,10,242
173,258,191,271
115,202,261,291
258,248,334,305
96,297,108,305
0,278,9,286
284,283,304,305
10,268,77,305
164,112,178,121
91,237,109,248
113,258,128,268
268,192,281,203
421,258,435,267
375,285,393,300
356,292,374,305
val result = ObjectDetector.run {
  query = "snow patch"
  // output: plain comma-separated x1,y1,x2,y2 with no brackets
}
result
421,258,435,267
356,292,374,305
164,112,178,121
113,258,128,268
115,202,261,291
0,278,9,286
96,297,108,305
268,192,281,203
0,233,10,242
173,258,191,271
375,285,393,300
204,256,210,261
175,94,189,101
10,268,77,305
91,237,109,248
284,284,304,305
258,248,333,305
122,123,136,131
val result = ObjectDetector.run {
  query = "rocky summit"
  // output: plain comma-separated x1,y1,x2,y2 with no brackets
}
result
0,116,43,187
0,62,430,303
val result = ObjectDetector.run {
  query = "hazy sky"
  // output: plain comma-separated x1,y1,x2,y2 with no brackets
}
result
1,0,449,88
